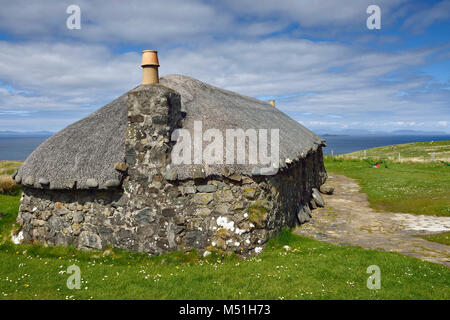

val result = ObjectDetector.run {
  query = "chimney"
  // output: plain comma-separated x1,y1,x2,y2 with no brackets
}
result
141,50,160,84
269,99,275,107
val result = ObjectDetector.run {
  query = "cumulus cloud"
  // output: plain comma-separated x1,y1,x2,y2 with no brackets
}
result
402,0,450,33
0,1,448,133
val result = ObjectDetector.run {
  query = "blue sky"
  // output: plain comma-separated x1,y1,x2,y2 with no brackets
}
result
0,0,449,133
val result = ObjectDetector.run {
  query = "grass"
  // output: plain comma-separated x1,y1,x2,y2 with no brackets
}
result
0,161,22,176
0,191,448,299
324,157,450,216
418,232,450,246
341,140,450,162
0,191,21,242
0,229,449,300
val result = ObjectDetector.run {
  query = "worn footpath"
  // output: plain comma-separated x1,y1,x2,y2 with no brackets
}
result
295,174,450,266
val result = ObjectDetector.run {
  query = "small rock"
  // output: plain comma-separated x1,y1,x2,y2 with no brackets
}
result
228,173,242,182
73,211,84,224
193,193,214,205
164,168,178,181
297,206,311,224
309,199,317,210
242,187,257,200
319,185,334,195
312,188,325,207
193,168,206,180
183,185,197,194
196,184,217,193
105,179,121,188
23,176,34,186
64,179,76,189
196,207,212,216
114,162,128,172
86,178,98,188
78,231,102,250
38,178,49,186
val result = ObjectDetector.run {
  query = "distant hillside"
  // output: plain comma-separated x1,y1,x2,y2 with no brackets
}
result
336,140,450,162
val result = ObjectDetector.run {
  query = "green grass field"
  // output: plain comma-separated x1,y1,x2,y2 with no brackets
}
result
323,157,450,217
341,140,450,162
0,230,449,300
0,161,22,176
418,232,450,246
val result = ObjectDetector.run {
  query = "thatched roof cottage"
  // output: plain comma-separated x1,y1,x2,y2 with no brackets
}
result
13,51,327,255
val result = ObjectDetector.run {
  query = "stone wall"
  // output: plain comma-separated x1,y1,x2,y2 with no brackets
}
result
17,152,326,255
16,85,327,255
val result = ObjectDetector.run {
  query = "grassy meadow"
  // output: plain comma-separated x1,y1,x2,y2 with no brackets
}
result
0,230,449,300
323,157,450,216
340,140,450,162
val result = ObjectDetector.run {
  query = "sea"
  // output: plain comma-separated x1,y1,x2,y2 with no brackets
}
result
0,134,450,161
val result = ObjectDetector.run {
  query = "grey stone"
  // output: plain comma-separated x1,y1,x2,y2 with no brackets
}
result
64,180,76,189
38,178,49,186
183,185,197,194
228,173,242,182
14,175,21,184
193,193,213,205
78,231,102,250
163,168,178,181
297,205,311,224
105,179,121,188
23,176,34,186
48,216,63,231
196,184,217,193
73,211,84,224
196,207,212,216
193,168,206,180
86,178,98,188
320,185,334,195
135,208,155,225
312,188,325,207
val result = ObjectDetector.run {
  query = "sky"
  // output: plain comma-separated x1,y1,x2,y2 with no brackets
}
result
0,0,449,134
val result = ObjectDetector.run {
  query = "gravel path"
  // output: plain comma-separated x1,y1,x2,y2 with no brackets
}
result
295,174,450,267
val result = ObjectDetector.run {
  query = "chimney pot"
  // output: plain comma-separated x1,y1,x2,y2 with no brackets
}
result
269,100,275,107
141,50,159,84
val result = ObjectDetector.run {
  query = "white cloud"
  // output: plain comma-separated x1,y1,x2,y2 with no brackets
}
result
402,0,450,33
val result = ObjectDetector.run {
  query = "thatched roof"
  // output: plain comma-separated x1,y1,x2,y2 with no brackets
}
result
160,74,325,179
16,74,325,190
15,92,128,190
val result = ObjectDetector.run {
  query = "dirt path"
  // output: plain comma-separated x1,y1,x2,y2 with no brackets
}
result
295,174,450,267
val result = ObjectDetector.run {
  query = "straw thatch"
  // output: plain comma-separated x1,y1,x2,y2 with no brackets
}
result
16,74,325,189
160,74,325,179
16,93,128,190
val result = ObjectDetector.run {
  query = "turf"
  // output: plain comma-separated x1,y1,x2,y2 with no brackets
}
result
324,157,450,216
0,230,449,300
341,140,450,162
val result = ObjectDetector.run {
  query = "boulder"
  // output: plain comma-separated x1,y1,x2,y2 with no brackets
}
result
312,188,325,207
320,185,334,195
